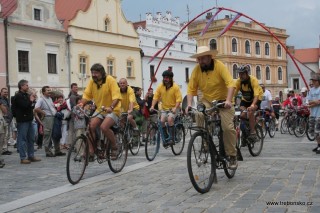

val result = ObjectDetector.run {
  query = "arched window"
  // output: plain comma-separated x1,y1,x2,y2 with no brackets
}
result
256,66,261,80
155,40,158,47
277,44,282,57
232,38,237,52
255,42,260,55
209,39,217,50
181,44,184,51
245,40,251,54
266,67,271,80
232,64,238,79
278,67,283,80
265,43,270,56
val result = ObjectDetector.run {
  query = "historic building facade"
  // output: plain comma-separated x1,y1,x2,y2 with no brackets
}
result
188,13,289,98
3,0,68,96
134,11,197,96
56,0,142,92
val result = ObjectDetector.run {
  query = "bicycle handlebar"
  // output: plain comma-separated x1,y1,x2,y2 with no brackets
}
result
73,105,106,119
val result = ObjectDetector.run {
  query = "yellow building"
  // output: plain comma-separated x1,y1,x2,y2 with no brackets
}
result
56,0,142,92
188,14,289,98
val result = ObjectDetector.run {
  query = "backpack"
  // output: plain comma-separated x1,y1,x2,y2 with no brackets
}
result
11,95,16,118
240,77,254,102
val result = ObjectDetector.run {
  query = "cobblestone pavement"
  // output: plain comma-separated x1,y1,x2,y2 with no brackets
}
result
0,129,319,213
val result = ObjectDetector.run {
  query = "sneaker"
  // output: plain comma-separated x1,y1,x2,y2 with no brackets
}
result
316,147,320,154
55,152,66,156
28,157,41,162
46,152,56,157
8,139,16,146
2,150,12,155
312,147,319,152
20,159,31,164
228,156,238,170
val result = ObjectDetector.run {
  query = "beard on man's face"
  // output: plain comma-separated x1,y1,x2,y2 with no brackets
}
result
92,75,102,82
200,64,211,71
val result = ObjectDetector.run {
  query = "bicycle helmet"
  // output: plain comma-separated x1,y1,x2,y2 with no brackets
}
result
162,70,174,78
237,65,249,73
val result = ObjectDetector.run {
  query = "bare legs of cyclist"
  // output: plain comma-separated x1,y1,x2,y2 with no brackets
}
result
100,117,118,160
89,116,118,160
240,105,259,142
128,113,139,136
160,112,175,147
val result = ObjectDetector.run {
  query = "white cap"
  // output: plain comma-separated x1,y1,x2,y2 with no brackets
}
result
300,87,308,93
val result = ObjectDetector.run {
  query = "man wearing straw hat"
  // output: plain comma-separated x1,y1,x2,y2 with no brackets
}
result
186,46,237,170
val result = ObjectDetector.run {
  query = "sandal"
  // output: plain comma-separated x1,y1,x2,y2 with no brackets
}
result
110,147,119,160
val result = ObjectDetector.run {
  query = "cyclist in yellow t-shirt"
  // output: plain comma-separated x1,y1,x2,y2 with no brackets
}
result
186,46,237,170
119,78,141,135
150,70,182,146
81,63,121,159
234,65,263,142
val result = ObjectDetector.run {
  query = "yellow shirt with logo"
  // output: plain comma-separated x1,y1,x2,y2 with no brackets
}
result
83,75,121,116
153,83,182,110
234,75,263,102
120,86,140,112
187,59,235,102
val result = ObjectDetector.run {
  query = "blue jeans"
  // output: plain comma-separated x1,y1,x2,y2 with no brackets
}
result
17,121,35,160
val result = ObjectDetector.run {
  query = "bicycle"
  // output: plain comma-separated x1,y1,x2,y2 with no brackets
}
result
181,113,193,136
187,101,241,194
66,106,128,185
145,109,186,161
236,109,264,156
293,107,309,137
306,116,315,141
257,109,276,138
119,112,141,155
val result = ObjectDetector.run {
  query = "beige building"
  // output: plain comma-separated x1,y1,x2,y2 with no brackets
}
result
5,0,68,96
188,14,289,98
56,0,142,92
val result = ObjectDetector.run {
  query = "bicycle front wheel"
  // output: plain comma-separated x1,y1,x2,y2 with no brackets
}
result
66,135,88,185
306,120,315,141
248,124,264,157
145,125,159,161
108,131,128,173
128,127,141,156
294,117,307,137
280,118,288,134
268,119,276,138
171,125,185,155
187,132,215,194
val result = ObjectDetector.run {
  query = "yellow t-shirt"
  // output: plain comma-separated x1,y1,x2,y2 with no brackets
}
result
234,75,263,102
120,86,140,112
187,59,235,102
153,82,182,110
82,75,121,116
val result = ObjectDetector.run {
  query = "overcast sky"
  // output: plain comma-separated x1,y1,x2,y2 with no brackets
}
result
121,0,320,49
